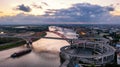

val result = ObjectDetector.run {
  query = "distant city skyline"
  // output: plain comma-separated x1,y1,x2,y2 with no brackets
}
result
0,0,120,24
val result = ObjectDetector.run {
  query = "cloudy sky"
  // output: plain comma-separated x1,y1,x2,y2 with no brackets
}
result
0,0,120,24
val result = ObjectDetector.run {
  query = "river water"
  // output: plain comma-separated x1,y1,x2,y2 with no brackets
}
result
0,46,60,67
0,31,71,67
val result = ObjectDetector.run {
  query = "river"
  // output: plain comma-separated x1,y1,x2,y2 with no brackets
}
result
0,46,60,67
0,31,71,67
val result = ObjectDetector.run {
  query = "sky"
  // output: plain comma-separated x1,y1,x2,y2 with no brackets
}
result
0,0,120,24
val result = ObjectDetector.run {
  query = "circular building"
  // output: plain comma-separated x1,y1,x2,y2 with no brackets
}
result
59,38,115,66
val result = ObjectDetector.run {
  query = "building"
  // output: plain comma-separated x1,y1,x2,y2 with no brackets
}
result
60,37,115,67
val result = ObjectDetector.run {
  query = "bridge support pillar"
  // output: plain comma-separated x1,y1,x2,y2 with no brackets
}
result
70,40,73,45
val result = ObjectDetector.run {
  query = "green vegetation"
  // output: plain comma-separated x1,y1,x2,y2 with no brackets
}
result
31,32,47,41
0,40,26,51
0,31,46,51
0,37,25,51
89,64,96,67
1,25,49,33
0,37,20,44
39,32,47,37
0,25,47,51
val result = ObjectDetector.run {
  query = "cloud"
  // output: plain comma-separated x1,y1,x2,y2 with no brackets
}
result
105,6,114,11
15,4,31,12
41,2,48,6
32,4,42,9
0,11,3,13
44,3,115,23
0,3,120,24
31,2,48,9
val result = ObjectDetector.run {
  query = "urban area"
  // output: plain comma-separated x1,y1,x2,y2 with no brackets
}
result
0,24,120,67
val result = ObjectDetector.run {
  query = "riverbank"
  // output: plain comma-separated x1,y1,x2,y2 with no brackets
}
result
0,40,26,51
0,32,46,51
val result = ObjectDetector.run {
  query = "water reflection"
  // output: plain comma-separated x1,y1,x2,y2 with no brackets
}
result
0,57,10,63
0,48,60,67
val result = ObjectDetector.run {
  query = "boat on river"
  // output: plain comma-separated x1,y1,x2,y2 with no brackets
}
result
11,49,32,58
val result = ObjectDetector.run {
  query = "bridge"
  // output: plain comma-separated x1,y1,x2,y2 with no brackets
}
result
0,32,115,67
0,34,109,45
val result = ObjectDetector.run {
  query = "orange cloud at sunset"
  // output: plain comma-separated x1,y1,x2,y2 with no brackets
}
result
0,0,120,24
111,10,120,16
0,0,120,17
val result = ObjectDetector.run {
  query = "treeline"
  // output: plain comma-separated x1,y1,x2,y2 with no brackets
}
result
0,37,21,44
1,25,49,33
0,40,26,51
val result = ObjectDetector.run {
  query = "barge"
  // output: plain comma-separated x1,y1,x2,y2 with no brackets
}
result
11,49,32,58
